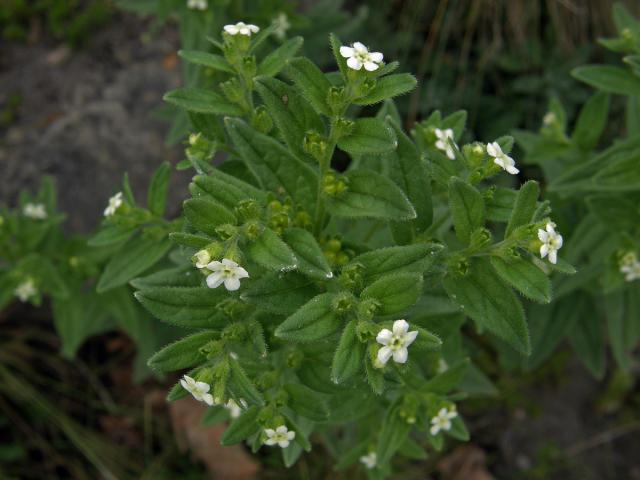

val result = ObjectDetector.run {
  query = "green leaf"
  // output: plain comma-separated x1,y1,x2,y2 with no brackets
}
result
282,228,332,280
283,384,329,422
169,232,210,249
35,258,69,299
248,227,298,271
328,169,416,220
443,258,530,354
229,359,264,406
348,243,443,282
505,181,540,238
354,74,417,105
448,177,485,244
490,256,551,304
135,287,227,328
191,170,266,208
284,57,332,115
178,50,234,73
97,236,172,292
606,287,640,371
337,118,397,156
572,65,640,96
225,118,317,207
147,331,218,372
220,406,262,446
328,33,349,79
361,273,423,315
411,326,443,351
423,359,470,394
569,299,606,378
183,198,237,236
147,161,171,216
376,404,412,465
258,36,304,76
130,266,200,289
241,272,318,315
331,320,364,383
88,224,134,247
163,88,244,115
275,293,341,342
572,92,610,151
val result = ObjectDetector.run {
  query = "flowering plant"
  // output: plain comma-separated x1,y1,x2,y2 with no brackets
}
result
129,23,572,475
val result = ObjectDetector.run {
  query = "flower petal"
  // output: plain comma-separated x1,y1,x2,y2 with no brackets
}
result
392,347,408,363
377,346,393,365
364,61,379,71
206,272,225,289
393,319,409,335
224,277,241,291
369,51,383,62
236,266,249,278
430,424,440,435
347,57,362,70
404,330,419,346
222,258,238,268
278,440,290,448
203,393,214,406
265,429,275,437
538,229,549,242
540,244,549,258
549,250,557,264
286,431,296,440
353,42,367,53
339,46,354,58
376,329,393,346
276,426,288,434
207,260,223,271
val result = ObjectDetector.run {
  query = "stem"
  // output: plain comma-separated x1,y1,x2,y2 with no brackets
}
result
312,144,334,236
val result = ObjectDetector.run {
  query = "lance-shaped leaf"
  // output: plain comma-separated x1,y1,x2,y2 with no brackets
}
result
331,320,364,383
337,118,397,156
147,161,171,217
97,236,172,292
229,359,264,406
361,273,423,315
423,359,470,394
275,293,341,342
88,224,134,247
164,88,244,115
572,65,640,97
572,91,610,151
490,256,551,304
505,181,539,238
376,403,412,465
241,272,318,315
247,227,298,271
191,171,266,209
448,177,485,244
135,286,227,328
169,232,210,249
147,331,218,372
348,243,443,281
328,169,416,220
443,258,530,354
410,326,442,351
354,73,417,105
282,228,332,280
220,406,262,446
329,33,349,78
283,384,329,422
569,299,606,379
183,198,237,236
284,57,332,115
130,266,201,289
258,36,304,76
178,50,234,73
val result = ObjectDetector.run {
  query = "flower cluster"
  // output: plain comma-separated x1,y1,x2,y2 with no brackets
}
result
104,192,123,217
376,319,418,366
434,128,455,159
620,251,640,282
224,22,260,36
187,0,207,10
23,203,47,220
180,375,214,406
14,278,37,302
430,406,457,435
359,451,377,469
487,141,519,175
538,222,563,264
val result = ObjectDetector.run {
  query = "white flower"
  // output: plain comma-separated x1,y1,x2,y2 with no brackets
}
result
430,406,457,435
224,398,246,418
224,22,260,36
205,258,249,291
273,12,290,40
487,141,519,175
264,425,295,448
23,203,47,219
180,375,214,406
359,451,377,469
543,112,556,126
187,0,207,10
538,222,563,264
14,279,37,302
193,249,211,269
437,358,449,373
620,252,640,282
376,319,418,366
434,128,456,160
104,192,123,217
339,42,383,71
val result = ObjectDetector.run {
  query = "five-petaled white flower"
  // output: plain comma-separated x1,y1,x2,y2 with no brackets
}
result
224,398,246,418
538,222,563,264
104,192,123,217
205,258,249,291
620,252,640,282
376,319,418,366
273,12,290,40
434,128,456,160
359,451,377,469
339,42,383,71
487,141,519,175
543,112,556,126
23,203,47,220
180,375,214,406
14,279,37,302
187,0,207,10
193,249,211,269
264,425,295,448
224,22,260,36
430,406,457,435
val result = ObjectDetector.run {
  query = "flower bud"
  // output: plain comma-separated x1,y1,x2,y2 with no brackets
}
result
251,106,273,134
332,291,357,315
220,78,247,106
303,131,328,162
331,117,355,141
236,199,261,221
327,86,348,114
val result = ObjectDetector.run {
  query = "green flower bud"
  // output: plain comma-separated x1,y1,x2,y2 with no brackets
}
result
251,105,273,134
215,223,238,240
303,131,328,162
331,117,355,141
332,291,357,315
327,86,348,114
220,78,247,106
236,199,261,221
357,298,379,322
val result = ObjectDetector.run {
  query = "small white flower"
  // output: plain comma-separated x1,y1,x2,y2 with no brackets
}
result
187,0,207,10
273,12,290,40
23,203,47,220
104,192,123,217
224,22,260,36
224,398,246,418
620,252,640,282
430,406,457,435
434,128,456,160
437,358,449,373
487,141,519,175
14,279,37,302
359,451,377,469
193,249,211,269
180,375,214,406
339,42,383,71
264,425,295,448
538,222,563,265
543,112,556,126
376,319,418,366
205,258,249,291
